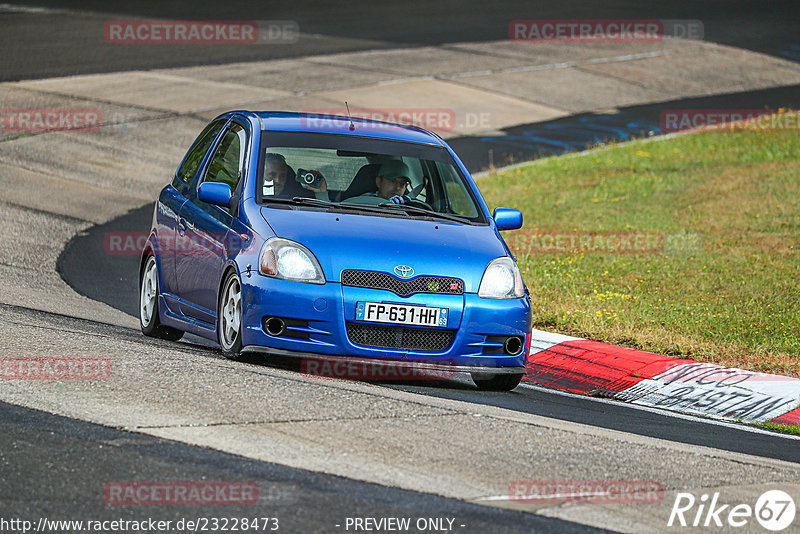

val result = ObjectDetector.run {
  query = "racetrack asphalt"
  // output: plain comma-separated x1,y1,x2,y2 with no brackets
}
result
3,300,800,533
54,108,800,466
3,2,800,532
1,0,798,81
1,401,606,534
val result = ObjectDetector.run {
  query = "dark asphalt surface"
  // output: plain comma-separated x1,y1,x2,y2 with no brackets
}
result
452,84,800,171
386,382,800,464
7,2,800,532
54,82,800,317
0,1,798,81
54,71,800,475
0,401,607,534
57,199,800,465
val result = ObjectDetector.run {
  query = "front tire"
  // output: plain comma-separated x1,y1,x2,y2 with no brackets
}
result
140,255,184,341
218,270,244,360
472,373,524,391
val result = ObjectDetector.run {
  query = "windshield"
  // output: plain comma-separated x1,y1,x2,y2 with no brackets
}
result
257,132,485,224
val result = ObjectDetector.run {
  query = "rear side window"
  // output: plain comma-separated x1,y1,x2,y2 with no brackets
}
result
176,120,226,183
204,123,247,190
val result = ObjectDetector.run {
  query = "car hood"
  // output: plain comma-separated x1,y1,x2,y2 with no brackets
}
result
260,207,507,292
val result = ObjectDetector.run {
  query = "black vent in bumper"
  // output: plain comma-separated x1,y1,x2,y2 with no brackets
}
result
342,270,463,297
346,323,455,352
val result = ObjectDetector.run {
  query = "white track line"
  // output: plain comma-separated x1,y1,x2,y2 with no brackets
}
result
476,491,611,502
0,3,63,13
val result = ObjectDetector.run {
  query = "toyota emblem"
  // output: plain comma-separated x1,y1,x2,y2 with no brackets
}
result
394,265,414,278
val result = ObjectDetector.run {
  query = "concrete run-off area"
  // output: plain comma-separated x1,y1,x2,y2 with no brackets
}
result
1,37,800,533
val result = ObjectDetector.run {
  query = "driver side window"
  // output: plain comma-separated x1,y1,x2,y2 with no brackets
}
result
176,119,225,184
203,123,247,191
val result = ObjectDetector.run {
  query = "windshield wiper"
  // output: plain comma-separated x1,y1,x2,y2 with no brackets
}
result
337,201,403,215
377,203,471,225
293,197,406,216
262,196,470,223
262,196,335,207
290,196,338,207
263,196,406,216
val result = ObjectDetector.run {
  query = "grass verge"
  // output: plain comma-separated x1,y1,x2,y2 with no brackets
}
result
752,421,800,436
478,115,799,376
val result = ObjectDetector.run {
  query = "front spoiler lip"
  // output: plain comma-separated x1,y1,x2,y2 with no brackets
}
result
240,345,526,377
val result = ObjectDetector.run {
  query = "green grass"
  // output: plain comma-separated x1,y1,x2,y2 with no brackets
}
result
478,114,800,375
752,421,800,436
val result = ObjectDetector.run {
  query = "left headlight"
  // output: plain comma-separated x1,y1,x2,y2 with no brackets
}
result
258,237,326,284
478,256,524,299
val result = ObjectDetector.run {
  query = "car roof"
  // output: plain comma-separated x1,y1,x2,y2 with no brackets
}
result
248,111,446,146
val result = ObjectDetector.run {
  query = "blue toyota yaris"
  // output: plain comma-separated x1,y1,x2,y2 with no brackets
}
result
139,111,531,390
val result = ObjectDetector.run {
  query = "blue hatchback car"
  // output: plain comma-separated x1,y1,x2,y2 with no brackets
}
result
140,111,531,390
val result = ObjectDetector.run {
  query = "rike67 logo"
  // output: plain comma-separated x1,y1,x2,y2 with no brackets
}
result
668,490,795,531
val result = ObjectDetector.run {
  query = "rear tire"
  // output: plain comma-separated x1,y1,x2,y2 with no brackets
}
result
140,255,184,342
472,373,523,391
219,270,244,360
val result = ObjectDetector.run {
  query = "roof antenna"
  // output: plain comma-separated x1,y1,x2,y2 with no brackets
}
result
344,101,355,130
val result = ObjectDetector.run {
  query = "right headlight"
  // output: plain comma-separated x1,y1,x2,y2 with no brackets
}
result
258,237,325,284
478,256,524,298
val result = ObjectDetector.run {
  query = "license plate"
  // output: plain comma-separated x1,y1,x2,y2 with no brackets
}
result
356,301,448,328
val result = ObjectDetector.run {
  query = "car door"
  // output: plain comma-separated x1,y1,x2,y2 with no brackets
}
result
158,119,227,301
175,121,248,324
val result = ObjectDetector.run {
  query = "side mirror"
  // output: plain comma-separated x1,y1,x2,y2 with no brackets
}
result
198,182,233,207
493,208,523,231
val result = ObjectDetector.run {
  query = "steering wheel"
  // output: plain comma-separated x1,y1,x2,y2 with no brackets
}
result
404,197,433,210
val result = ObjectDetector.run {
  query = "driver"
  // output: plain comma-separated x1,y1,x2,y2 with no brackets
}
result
348,160,412,205
264,153,328,200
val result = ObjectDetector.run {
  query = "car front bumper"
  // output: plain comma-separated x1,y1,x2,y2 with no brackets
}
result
240,276,531,369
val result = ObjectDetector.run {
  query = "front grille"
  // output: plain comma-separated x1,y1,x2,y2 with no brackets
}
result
342,270,463,297
346,323,455,352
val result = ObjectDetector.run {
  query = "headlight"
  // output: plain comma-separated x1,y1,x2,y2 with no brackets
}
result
259,237,325,284
478,257,524,298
